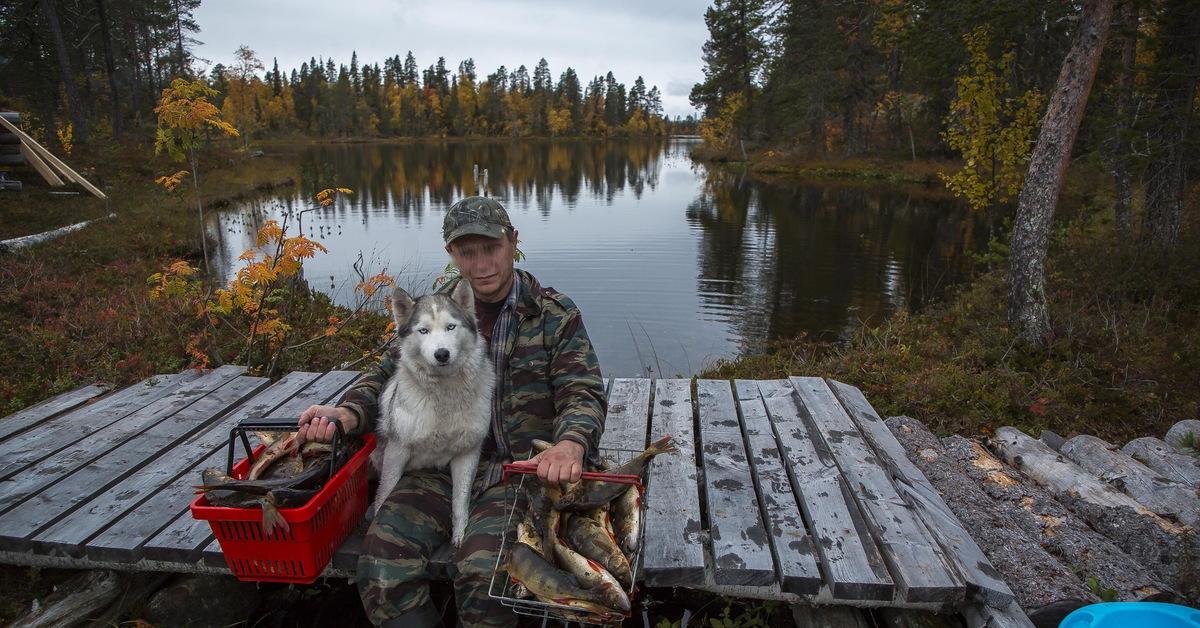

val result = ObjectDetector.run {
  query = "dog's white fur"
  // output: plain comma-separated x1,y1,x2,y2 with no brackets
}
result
372,280,495,546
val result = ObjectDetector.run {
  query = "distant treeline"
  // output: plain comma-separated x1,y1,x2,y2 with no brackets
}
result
0,0,696,145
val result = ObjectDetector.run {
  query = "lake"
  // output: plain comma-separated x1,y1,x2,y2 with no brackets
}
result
212,138,991,378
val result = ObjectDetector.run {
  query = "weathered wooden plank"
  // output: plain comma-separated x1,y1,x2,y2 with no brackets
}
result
1122,436,1200,488
102,372,360,561
32,372,325,558
599,378,651,454
0,366,243,516
1061,434,1200,528
828,381,1013,609
0,382,110,441
641,379,705,586
696,379,774,586
0,372,265,554
734,379,823,595
758,379,893,601
0,371,201,478
791,377,962,604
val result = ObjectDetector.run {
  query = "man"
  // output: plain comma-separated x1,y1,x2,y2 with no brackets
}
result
297,195,607,627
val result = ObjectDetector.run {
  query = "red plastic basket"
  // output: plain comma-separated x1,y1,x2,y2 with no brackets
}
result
190,433,375,583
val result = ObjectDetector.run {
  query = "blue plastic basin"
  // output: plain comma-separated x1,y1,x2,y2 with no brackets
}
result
1060,602,1200,628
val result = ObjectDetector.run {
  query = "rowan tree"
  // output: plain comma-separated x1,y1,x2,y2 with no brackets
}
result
154,78,240,274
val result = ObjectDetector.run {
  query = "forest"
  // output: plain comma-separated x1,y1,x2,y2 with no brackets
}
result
692,0,1196,164
0,1,687,143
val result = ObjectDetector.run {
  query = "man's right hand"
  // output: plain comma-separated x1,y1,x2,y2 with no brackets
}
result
297,405,358,445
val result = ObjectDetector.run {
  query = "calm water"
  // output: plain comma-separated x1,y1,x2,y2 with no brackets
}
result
213,139,991,377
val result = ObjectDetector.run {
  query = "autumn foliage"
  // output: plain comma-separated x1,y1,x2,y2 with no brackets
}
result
148,188,394,376
939,27,1045,213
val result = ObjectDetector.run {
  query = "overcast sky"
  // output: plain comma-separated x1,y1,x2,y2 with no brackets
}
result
191,0,713,120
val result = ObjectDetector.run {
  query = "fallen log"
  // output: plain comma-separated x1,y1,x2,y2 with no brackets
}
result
1123,437,1200,488
937,433,1169,601
0,213,116,253
6,569,121,628
884,417,1096,610
1060,434,1200,528
988,427,1197,592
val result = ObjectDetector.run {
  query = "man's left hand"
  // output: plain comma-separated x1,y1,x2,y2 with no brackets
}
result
517,440,586,484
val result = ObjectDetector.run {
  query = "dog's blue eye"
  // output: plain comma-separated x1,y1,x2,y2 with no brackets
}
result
446,324,457,331
417,328,428,334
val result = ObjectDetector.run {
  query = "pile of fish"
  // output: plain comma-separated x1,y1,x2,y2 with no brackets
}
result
194,430,360,535
503,436,678,621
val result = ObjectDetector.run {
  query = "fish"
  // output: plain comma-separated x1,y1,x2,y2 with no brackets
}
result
196,436,359,535
564,514,633,591
610,483,644,555
552,542,631,614
556,436,677,512
504,542,624,616
247,434,298,480
520,479,562,560
516,521,546,559
198,469,291,535
195,454,334,495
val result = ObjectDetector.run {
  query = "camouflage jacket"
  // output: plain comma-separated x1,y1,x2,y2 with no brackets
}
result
337,268,607,489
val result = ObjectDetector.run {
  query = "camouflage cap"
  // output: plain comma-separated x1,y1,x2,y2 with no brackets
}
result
443,196,514,244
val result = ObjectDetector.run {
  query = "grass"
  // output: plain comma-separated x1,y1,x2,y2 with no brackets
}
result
0,143,390,417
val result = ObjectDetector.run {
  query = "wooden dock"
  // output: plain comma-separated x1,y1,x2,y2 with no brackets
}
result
0,366,1027,624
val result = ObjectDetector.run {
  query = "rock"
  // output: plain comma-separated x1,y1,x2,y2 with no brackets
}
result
145,574,259,628
1165,420,1200,451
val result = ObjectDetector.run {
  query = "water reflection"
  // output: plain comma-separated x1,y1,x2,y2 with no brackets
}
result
214,139,992,377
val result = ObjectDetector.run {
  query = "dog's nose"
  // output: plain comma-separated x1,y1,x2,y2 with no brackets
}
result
434,348,450,363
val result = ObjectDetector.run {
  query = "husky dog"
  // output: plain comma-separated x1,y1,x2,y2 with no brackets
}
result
372,280,495,546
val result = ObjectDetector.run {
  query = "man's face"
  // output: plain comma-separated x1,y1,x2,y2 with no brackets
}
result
446,231,518,303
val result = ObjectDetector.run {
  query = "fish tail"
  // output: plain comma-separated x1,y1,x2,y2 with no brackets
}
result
261,494,290,537
649,436,678,455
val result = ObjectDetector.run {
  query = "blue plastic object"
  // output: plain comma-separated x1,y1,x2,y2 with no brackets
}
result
1060,602,1200,628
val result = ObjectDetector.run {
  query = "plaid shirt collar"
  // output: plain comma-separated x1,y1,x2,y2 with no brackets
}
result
478,270,521,493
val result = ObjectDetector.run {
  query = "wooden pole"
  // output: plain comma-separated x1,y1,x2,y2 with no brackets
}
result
0,115,106,199
19,143,65,186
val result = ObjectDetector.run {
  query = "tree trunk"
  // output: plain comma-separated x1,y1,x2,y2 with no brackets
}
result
96,0,122,139
1111,2,1138,234
1007,0,1115,346
38,0,89,142
1141,0,1200,252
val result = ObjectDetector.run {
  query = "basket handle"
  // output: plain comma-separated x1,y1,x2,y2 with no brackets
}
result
500,463,642,486
227,416,345,481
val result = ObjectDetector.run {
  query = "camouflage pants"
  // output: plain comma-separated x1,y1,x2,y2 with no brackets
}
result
358,468,519,628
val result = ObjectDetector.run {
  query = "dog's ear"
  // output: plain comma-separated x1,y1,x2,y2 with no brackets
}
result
449,279,476,317
391,286,416,327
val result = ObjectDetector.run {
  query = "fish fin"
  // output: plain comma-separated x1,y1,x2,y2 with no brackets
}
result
650,435,678,454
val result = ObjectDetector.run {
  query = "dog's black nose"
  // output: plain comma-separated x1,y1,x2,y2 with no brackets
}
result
434,348,450,363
